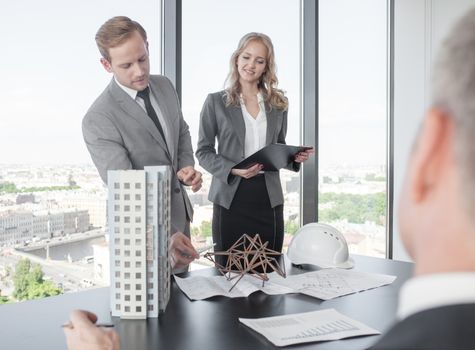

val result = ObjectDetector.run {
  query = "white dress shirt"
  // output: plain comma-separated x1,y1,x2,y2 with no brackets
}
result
397,272,475,320
240,93,267,158
115,77,171,147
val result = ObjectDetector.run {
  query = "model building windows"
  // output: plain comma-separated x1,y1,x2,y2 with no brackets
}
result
135,194,141,200
135,183,141,189
124,183,130,189
124,205,130,212
114,183,120,189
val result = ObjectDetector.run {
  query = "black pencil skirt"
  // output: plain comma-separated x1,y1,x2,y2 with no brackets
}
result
212,174,284,266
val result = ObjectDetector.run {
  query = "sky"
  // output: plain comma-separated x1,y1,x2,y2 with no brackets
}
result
1,0,387,168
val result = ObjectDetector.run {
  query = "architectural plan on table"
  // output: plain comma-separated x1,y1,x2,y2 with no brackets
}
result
269,268,396,300
174,274,294,300
175,268,396,301
239,308,380,347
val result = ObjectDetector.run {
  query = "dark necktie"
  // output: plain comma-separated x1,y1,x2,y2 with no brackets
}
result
137,87,167,143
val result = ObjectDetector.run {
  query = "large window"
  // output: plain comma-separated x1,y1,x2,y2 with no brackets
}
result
0,0,159,303
318,0,389,257
181,0,302,257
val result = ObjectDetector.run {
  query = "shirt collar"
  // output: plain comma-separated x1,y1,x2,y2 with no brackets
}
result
114,77,142,100
240,92,264,103
397,272,475,320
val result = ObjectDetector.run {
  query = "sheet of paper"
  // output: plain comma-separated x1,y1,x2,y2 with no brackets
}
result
239,308,380,347
269,268,396,300
174,274,295,300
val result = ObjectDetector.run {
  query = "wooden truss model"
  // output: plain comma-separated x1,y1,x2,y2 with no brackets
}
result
203,234,286,292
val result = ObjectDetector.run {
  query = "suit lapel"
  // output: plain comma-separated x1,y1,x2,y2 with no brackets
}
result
228,104,246,148
109,79,171,159
265,105,278,145
149,79,175,161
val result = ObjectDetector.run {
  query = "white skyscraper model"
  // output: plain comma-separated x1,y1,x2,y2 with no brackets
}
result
108,166,171,319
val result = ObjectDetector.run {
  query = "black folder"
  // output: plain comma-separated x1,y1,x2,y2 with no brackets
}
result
233,143,313,171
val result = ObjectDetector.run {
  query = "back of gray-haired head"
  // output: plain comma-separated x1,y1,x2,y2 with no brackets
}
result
432,8,475,211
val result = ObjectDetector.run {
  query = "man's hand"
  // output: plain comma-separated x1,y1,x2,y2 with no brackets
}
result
177,166,202,192
231,164,263,179
169,232,199,270
63,310,120,350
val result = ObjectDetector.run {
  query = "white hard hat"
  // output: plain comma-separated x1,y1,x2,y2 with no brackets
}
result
287,223,354,269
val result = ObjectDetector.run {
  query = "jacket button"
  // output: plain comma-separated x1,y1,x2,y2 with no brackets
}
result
174,188,180,193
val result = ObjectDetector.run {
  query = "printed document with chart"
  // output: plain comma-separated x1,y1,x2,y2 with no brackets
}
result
239,308,380,347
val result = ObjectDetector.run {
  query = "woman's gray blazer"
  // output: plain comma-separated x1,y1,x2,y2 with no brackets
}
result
196,91,299,210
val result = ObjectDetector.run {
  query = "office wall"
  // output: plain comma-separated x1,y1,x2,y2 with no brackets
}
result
392,0,475,261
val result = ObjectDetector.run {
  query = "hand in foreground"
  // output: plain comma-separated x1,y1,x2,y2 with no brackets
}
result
63,310,120,350
169,232,199,270
231,164,263,179
177,166,202,192
295,147,315,163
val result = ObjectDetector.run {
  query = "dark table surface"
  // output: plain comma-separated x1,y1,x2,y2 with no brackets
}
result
0,255,413,350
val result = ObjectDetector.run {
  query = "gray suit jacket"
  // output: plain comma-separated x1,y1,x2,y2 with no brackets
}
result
370,304,475,349
196,91,299,209
82,75,194,234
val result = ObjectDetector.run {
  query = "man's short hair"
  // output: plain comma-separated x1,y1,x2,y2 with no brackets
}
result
431,8,475,214
95,16,147,62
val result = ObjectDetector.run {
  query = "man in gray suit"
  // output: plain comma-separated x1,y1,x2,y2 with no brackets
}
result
371,8,475,349
83,16,201,270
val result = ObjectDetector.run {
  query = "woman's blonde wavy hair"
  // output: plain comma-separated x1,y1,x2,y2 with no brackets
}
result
224,32,288,111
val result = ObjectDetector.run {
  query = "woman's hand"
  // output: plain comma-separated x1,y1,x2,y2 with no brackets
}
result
295,147,315,163
231,164,263,179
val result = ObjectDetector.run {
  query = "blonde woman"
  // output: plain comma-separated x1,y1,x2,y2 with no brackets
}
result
196,32,313,265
